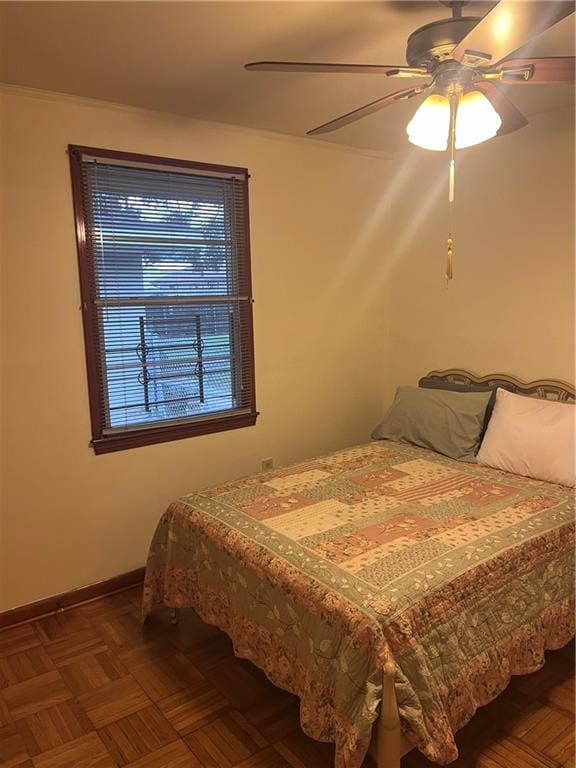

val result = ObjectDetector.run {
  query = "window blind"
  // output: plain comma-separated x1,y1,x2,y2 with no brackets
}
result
70,147,256,452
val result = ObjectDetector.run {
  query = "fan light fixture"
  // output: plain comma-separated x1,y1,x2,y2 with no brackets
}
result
407,90,502,151
406,88,502,281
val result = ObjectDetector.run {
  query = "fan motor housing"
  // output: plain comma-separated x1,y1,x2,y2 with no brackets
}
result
406,17,481,67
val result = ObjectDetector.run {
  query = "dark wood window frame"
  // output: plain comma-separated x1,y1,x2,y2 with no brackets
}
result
69,145,258,454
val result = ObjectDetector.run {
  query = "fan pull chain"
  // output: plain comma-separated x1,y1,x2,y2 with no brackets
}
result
447,159,454,281
446,94,457,284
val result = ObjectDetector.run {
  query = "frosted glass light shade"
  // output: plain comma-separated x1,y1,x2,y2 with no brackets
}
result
455,90,502,149
406,90,502,152
406,94,450,151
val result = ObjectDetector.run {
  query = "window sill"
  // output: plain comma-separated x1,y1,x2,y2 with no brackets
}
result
91,411,259,454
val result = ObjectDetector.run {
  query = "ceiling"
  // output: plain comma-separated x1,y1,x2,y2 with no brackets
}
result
0,1,574,152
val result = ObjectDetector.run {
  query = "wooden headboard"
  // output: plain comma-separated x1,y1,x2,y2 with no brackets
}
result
421,369,575,403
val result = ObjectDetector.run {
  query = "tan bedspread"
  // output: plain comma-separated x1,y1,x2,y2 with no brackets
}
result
143,441,574,768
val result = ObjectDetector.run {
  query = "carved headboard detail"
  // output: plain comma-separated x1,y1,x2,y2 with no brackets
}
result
422,369,575,403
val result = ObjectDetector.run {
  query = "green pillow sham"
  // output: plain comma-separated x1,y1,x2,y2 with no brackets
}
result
371,385,492,462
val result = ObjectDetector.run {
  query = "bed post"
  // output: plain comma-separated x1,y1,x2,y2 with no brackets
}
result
378,661,401,768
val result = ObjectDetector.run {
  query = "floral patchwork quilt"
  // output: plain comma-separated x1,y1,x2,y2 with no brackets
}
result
142,441,574,768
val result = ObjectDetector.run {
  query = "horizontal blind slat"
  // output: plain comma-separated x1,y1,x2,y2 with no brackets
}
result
95,296,251,306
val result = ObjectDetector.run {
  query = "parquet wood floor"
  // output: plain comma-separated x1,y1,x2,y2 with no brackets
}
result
0,586,573,768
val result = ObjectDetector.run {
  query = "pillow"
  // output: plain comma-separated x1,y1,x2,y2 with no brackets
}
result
419,376,496,435
371,386,492,462
477,388,576,487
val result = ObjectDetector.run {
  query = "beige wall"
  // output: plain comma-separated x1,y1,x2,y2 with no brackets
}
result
383,106,575,402
0,88,391,610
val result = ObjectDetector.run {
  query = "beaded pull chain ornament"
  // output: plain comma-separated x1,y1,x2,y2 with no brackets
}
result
446,236,454,281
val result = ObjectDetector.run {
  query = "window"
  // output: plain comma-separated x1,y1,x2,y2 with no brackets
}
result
69,146,257,453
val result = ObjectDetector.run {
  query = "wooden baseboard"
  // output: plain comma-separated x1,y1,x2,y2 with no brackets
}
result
0,567,145,630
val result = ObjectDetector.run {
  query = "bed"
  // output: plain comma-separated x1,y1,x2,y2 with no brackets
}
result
142,370,575,768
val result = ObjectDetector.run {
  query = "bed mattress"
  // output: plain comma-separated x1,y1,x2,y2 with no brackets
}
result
143,441,574,768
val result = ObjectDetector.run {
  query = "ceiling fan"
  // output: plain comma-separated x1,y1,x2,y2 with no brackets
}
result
245,0,575,151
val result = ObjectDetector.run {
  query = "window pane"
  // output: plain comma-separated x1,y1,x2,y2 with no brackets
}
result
86,164,237,301
99,302,243,430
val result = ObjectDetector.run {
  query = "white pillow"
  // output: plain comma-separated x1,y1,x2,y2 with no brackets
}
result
477,388,575,487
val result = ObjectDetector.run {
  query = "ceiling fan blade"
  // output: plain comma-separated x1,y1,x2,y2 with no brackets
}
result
244,61,422,75
385,67,431,79
476,81,529,135
307,85,431,135
488,56,575,84
452,0,575,69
